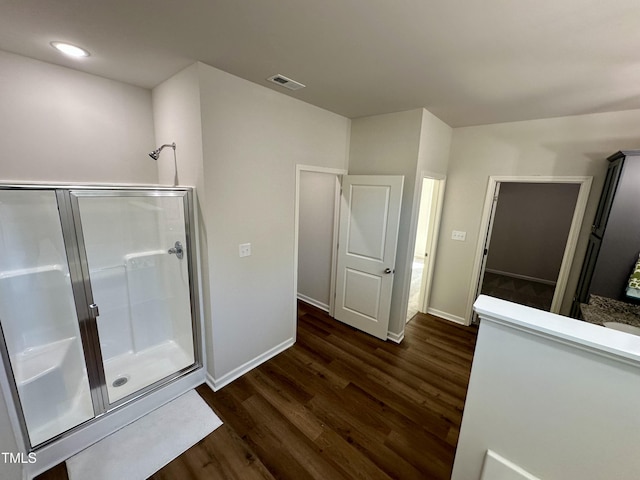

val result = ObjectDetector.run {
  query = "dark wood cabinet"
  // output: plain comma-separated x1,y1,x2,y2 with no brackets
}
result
570,234,602,317
571,150,640,317
591,154,623,238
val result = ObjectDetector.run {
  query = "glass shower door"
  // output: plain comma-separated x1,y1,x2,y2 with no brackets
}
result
71,192,195,405
0,189,94,447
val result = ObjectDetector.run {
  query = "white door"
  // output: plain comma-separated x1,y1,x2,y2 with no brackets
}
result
334,175,404,340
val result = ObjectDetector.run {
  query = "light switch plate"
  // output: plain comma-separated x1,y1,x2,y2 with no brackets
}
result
452,230,466,241
239,243,251,257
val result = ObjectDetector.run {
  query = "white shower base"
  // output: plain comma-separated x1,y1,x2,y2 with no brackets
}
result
13,337,94,447
11,337,193,446
103,340,193,403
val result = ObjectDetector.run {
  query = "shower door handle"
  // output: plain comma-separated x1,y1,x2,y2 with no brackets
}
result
168,241,184,259
89,303,100,319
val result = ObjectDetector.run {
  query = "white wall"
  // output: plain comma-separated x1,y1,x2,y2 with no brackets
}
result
197,63,350,382
453,296,640,480
151,63,204,190
349,108,452,337
430,110,640,321
0,50,157,184
151,64,212,372
297,171,337,310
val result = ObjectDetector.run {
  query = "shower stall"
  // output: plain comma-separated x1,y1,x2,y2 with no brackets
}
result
0,184,202,472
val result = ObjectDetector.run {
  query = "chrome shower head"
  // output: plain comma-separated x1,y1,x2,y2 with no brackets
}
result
148,142,176,160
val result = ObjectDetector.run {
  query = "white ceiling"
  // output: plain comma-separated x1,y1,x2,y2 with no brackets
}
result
1,0,639,127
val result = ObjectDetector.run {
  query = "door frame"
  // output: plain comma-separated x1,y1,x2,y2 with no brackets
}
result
420,176,446,314
465,175,593,324
293,165,347,336
400,171,447,330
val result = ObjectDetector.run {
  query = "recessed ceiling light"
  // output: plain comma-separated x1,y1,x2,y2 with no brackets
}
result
50,41,90,58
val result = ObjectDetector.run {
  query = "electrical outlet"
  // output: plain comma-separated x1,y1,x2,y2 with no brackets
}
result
451,230,466,241
239,243,251,257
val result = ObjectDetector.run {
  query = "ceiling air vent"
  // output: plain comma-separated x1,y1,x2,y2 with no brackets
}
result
267,74,306,91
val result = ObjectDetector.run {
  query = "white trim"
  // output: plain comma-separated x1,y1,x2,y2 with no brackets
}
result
485,268,557,286
297,293,329,312
205,373,215,393
387,330,405,343
421,177,446,313
427,307,466,325
466,175,592,325
329,176,341,318
208,338,295,391
294,164,347,338
474,295,640,368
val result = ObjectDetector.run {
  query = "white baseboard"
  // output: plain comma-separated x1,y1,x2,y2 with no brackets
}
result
208,337,295,391
205,374,216,392
485,268,557,286
427,307,467,325
387,330,405,344
297,293,329,312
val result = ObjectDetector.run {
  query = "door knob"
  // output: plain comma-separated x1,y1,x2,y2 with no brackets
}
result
384,268,393,274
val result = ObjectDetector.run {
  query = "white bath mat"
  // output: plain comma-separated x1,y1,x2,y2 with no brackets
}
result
66,390,222,480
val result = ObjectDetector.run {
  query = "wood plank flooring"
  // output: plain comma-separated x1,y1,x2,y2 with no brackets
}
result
37,302,477,480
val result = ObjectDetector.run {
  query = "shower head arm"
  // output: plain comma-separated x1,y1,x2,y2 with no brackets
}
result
154,143,176,154
149,142,176,160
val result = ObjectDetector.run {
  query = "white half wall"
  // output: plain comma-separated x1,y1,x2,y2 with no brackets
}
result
430,110,640,320
453,295,640,480
297,171,337,310
0,50,157,184
197,63,350,380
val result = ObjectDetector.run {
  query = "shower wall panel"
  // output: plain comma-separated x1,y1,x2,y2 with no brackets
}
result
79,196,168,361
125,251,173,352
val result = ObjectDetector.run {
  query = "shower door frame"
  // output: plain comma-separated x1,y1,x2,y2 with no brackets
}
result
0,184,203,459
66,188,202,414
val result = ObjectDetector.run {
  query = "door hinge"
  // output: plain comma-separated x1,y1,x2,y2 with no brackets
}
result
484,248,488,255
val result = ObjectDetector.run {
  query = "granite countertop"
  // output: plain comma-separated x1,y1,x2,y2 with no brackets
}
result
580,294,640,327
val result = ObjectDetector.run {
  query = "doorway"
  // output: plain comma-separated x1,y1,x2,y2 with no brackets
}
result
406,176,445,322
294,166,405,340
295,167,344,316
467,176,592,323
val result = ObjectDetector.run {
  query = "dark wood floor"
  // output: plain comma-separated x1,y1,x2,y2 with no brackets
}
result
38,302,477,480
